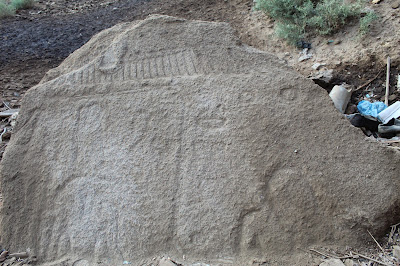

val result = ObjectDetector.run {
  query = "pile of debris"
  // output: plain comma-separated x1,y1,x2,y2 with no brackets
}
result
321,57,400,148
346,100,400,141
0,108,18,160
316,223,400,266
0,249,36,266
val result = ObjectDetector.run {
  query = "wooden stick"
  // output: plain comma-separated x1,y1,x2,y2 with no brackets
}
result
367,230,386,254
385,56,391,106
352,252,391,266
355,71,381,91
2,101,11,110
380,139,400,144
391,222,400,228
8,252,29,258
388,226,396,244
309,248,337,259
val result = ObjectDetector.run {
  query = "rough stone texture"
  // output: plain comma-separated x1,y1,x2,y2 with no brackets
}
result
393,245,400,259
1,15,400,265
319,259,346,266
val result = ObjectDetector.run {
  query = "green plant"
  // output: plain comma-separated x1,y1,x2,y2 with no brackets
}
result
310,0,361,34
275,22,305,46
0,0,34,18
255,0,370,45
0,0,15,18
10,0,34,10
359,11,378,36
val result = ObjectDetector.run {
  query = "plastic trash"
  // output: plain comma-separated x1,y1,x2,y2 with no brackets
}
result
378,124,400,135
357,100,387,118
346,113,379,131
329,85,352,113
378,101,400,124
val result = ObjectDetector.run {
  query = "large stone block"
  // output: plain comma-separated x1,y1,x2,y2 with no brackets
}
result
1,15,400,265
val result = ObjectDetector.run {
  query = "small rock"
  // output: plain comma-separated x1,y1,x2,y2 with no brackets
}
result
372,0,382,4
9,257,16,263
10,112,19,128
312,63,326,70
343,259,358,266
333,61,342,67
299,48,313,62
393,245,400,259
159,257,176,266
310,69,334,84
0,250,8,262
334,39,342,45
319,258,346,266
391,1,400,8
299,54,312,62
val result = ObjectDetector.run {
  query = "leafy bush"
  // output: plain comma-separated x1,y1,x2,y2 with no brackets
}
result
255,0,375,45
275,22,305,46
359,10,378,36
0,0,15,18
11,0,34,10
0,0,33,18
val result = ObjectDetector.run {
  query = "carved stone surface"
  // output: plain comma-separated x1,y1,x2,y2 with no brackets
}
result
1,15,400,265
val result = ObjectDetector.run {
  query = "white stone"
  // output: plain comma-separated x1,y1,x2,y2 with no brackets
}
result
319,258,345,266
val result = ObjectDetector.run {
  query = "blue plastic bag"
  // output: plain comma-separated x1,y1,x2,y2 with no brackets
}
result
357,100,387,118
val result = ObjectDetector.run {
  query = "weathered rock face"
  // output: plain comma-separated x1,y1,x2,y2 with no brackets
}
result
1,15,400,265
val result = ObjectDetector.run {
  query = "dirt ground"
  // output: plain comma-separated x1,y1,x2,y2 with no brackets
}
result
1,0,399,109
0,0,400,264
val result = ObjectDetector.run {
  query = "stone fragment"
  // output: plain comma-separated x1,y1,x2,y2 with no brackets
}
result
310,69,334,84
9,112,18,128
393,245,400,259
159,258,176,266
343,259,358,266
0,250,8,262
319,259,345,266
298,48,313,62
312,63,326,70
391,1,400,8
1,15,400,266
